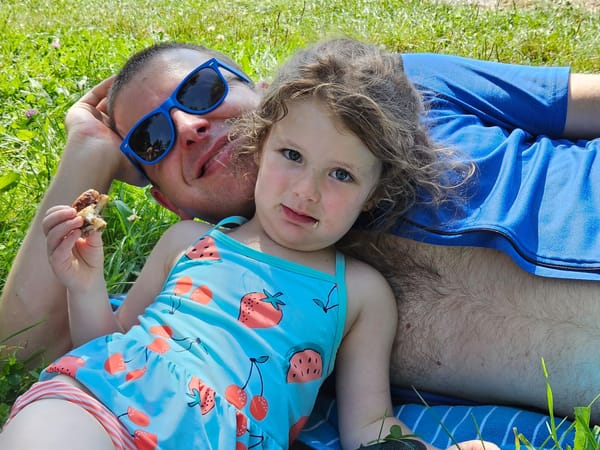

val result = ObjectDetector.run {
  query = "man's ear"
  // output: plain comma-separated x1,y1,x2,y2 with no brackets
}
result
256,80,270,90
150,186,193,220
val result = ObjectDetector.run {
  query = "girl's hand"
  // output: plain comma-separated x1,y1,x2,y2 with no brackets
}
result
42,205,105,292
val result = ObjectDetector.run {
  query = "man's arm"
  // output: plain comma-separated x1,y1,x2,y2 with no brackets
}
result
564,73,600,139
0,77,146,365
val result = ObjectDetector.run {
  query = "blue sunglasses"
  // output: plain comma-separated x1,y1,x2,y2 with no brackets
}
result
120,58,252,168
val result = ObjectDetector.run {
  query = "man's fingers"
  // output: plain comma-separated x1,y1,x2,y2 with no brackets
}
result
96,96,109,115
78,75,116,108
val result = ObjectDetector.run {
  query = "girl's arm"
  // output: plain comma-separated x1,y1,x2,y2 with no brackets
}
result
44,205,207,346
43,205,117,346
336,259,499,450
335,260,431,449
115,220,211,331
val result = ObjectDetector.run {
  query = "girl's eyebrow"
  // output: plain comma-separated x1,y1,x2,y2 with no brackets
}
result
271,135,302,149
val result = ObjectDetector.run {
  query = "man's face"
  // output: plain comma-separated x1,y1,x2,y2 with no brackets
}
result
112,48,262,222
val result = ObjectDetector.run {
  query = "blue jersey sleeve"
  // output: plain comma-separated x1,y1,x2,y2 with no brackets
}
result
401,53,569,136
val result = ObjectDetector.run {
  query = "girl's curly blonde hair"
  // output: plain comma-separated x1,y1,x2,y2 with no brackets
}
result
235,38,475,231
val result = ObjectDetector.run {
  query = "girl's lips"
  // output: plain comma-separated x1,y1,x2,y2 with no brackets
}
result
281,205,317,225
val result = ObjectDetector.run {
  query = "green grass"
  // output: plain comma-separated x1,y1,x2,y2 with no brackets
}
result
513,360,600,450
2,0,600,444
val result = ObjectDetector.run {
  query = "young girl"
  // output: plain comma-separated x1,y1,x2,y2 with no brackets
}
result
0,39,496,450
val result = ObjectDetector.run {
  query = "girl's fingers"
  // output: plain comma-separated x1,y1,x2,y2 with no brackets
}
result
46,221,82,256
43,207,84,256
47,226,81,268
42,206,79,236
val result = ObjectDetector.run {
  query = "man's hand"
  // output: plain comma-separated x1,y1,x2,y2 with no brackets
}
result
64,76,148,187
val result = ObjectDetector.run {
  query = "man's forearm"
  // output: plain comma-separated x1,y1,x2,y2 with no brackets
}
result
564,73,600,139
0,136,117,364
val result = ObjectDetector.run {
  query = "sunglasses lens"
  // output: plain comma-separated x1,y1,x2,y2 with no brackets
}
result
129,113,172,162
176,68,226,111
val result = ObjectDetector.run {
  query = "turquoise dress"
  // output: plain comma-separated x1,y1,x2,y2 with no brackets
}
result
41,218,347,449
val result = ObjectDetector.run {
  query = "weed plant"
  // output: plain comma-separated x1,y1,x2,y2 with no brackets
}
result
1,0,600,446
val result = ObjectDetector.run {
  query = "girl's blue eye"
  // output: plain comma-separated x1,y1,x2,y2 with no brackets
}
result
282,149,302,162
331,168,353,182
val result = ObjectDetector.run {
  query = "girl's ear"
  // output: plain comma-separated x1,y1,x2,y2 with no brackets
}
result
362,195,380,212
363,185,383,212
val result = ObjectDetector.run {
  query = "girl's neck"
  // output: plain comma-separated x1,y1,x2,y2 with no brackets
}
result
228,215,338,274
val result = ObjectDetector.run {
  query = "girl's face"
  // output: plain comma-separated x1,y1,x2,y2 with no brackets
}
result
254,98,382,252
112,48,263,222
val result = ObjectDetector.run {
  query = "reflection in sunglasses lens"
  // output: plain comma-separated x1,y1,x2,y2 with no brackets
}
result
126,63,241,162
131,113,172,161
177,68,226,111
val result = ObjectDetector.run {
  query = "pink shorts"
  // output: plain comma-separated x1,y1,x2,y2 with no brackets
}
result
6,379,136,450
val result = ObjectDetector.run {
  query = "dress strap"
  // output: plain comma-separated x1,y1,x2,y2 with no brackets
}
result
212,216,248,230
329,250,348,374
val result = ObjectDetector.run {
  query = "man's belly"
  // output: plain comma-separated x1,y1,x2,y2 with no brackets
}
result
370,234,600,419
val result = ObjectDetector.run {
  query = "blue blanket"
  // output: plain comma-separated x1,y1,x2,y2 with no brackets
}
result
297,391,575,449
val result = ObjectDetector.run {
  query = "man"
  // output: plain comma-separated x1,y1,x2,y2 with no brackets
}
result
2,42,600,422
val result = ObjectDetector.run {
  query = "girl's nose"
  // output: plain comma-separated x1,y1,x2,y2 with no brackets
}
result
293,172,321,202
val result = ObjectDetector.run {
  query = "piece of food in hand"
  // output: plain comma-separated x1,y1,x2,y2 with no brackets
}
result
71,189,109,236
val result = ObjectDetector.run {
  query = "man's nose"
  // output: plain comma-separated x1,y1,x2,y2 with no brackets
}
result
171,109,211,148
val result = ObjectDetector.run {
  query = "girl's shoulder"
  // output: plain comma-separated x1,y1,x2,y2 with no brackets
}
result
343,256,396,316
163,219,213,241
151,220,214,262
344,255,388,286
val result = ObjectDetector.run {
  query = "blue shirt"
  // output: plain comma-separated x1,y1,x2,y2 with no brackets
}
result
392,53,600,280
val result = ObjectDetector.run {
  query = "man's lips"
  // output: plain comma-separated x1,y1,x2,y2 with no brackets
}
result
194,135,232,178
